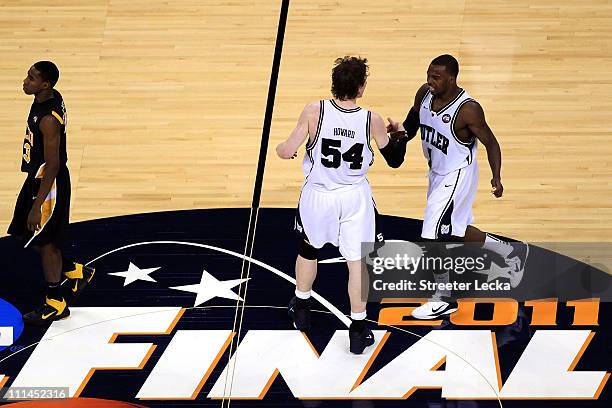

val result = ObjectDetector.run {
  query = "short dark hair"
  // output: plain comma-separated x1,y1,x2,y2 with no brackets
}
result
331,56,369,100
430,54,459,78
33,61,60,87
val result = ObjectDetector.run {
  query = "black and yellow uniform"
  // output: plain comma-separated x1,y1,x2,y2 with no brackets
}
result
8,89,71,248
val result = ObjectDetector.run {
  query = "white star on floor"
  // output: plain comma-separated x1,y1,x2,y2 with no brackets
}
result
473,260,512,282
170,269,250,307
109,262,160,286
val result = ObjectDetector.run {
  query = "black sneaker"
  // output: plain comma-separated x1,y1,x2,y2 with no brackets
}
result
505,242,529,288
349,323,375,354
288,296,311,331
23,297,70,326
62,263,95,301
411,296,458,320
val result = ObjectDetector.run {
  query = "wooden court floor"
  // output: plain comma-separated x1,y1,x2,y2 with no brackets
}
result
0,0,611,243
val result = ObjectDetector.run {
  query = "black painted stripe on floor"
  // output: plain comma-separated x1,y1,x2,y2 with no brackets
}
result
225,1,290,405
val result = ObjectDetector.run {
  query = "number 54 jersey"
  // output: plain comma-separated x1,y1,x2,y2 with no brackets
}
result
302,99,374,191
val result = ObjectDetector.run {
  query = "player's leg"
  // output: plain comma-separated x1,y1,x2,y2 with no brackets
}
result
346,259,374,354
289,240,319,331
462,225,529,288
22,167,74,324
346,259,366,318
296,250,317,294
47,169,96,300
339,183,376,354
444,162,529,286
411,238,459,319
288,186,337,331
38,244,62,284
419,164,487,316
462,224,485,242
23,243,70,325
413,170,461,319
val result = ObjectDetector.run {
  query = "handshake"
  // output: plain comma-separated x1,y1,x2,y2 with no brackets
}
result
386,117,416,142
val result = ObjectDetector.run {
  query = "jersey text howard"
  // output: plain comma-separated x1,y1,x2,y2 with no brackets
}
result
333,127,355,139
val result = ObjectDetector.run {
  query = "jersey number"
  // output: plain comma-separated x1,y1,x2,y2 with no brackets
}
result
321,138,364,170
23,126,33,163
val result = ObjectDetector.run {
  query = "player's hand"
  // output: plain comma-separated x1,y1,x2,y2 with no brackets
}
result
389,130,408,142
290,151,298,159
386,117,403,133
27,206,42,232
491,177,503,198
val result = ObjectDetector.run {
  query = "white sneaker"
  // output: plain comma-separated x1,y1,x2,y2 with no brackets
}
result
505,242,530,288
411,296,458,320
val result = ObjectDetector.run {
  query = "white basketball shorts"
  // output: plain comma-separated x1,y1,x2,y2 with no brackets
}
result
421,161,478,239
295,181,376,261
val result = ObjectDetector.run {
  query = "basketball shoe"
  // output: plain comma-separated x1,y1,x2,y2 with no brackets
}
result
411,296,458,320
23,296,70,326
288,296,311,331
62,263,95,301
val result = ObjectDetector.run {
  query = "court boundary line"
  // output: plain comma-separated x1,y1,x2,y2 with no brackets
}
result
223,1,291,406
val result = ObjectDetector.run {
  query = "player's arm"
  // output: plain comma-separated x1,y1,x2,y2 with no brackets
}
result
371,112,407,168
27,115,61,231
386,83,428,140
462,101,504,198
276,102,318,159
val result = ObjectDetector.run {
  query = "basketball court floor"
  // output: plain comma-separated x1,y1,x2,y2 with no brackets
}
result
0,1,610,406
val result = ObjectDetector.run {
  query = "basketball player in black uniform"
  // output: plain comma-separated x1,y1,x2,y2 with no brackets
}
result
8,61,94,325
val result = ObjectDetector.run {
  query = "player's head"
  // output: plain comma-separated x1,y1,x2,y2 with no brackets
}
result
23,61,59,95
331,56,369,101
427,54,459,96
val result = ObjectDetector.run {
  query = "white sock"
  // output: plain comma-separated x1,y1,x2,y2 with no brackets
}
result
295,289,311,299
433,271,451,299
483,233,513,258
351,310,367,320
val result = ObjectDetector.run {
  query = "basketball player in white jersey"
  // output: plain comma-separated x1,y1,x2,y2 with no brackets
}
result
387,55,529,319
276,56,408,353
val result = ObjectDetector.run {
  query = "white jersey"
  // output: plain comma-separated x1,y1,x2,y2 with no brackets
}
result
419,89,478,175
302,99,374,191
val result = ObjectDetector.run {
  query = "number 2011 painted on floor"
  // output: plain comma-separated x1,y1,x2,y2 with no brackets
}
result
378,298,600,326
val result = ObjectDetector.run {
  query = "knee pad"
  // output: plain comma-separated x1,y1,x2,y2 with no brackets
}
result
298,240,319,260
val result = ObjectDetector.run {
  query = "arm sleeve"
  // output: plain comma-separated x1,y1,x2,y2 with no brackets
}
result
402,107,420,139
379,137,408,168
